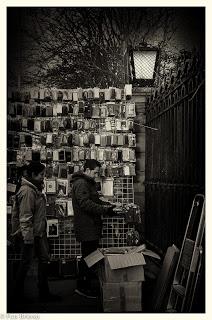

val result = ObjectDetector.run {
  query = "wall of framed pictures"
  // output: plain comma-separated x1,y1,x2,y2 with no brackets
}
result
7,84,145,259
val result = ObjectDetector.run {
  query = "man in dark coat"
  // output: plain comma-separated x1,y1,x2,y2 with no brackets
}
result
72,159,115,298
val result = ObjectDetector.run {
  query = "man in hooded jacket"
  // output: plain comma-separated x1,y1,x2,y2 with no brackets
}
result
72,159,116,298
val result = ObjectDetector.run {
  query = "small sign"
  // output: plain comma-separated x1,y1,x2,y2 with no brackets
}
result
7,183,16,193
47,219,59,237
7,205,12,214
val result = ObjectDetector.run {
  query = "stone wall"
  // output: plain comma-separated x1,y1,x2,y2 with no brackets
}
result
131,87,152,236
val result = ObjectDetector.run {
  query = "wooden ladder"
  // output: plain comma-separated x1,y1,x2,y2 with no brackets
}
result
166,194,205,312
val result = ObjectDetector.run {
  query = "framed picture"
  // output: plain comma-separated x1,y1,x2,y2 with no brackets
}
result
57,178,69,197
7,205,12,215
101,177,114,197
55,199,67,217
67,199,74,216
58,164,68,179
47,219,59,237
46,178,56,194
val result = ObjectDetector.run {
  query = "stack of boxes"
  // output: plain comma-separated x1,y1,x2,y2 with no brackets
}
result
84,245,160,312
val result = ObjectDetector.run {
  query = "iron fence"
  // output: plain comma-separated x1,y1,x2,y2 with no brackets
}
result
145,56,205,251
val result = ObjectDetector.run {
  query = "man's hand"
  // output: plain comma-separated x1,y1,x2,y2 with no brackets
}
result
106,206,116,216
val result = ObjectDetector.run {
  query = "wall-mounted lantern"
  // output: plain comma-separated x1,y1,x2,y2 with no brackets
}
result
129,46,159,86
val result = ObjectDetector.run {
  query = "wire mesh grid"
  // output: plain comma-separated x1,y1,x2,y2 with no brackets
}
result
48,216,134,259
100,217,134,248
7,216,135,260
48,218,81,259
47,177,135,258
8,253,22,260
113,176,134,205
7,176,135,260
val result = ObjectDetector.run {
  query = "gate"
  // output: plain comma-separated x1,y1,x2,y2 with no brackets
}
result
145,56,205,251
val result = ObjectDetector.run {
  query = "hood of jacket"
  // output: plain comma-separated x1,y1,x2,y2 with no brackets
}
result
71,171,96,185
21,176,45,193
20,177,39,192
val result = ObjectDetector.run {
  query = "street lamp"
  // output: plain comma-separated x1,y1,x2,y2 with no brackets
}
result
129,47,159,86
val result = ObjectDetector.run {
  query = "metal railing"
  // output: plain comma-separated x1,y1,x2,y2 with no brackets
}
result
145,56,205,251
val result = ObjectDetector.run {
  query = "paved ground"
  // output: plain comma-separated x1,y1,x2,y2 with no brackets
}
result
6,258,157,314
7,276,102,313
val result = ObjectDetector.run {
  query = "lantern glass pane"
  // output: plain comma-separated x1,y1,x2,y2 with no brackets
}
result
133,51,157,79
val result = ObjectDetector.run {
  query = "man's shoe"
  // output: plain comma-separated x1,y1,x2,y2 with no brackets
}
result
74,288,98,299
39,293,62,302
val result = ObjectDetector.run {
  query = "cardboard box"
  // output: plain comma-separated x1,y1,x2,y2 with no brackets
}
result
101,281,142,312
84,245,160,283
99,254,145,282
84,246,160,312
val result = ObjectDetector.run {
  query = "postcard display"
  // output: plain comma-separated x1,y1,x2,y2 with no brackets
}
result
7,85,141,260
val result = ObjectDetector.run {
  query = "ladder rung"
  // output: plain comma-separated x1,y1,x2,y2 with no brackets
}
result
173,284,185,297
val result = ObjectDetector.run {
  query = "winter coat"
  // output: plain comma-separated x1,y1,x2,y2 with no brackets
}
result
71,172,110,241
11,177,47,244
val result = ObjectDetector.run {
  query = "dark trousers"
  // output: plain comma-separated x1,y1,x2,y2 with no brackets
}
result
77,240,99,290
14,234,49,297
